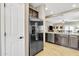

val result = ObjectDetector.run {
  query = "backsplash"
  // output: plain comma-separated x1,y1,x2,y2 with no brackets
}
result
45,21,79,33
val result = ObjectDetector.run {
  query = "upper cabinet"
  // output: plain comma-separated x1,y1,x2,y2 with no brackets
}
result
29,4,45,21
29,8,39,18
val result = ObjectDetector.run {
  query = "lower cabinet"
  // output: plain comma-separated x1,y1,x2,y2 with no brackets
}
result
46,33,79,50
69,35,79,49
55,34,79,49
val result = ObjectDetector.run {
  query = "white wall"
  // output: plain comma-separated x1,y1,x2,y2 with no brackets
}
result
45,21,54,32
45,16,63,32
38,4,45,20
46,16,63,23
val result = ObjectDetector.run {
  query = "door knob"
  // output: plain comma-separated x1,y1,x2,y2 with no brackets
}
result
19,36,23,39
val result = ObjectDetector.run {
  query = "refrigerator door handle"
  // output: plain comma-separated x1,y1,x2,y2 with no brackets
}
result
35,23,38,40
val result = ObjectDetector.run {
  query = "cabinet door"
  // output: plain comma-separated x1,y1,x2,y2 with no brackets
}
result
47,34,54,43
57,35,61,45
57,35,68,46
61,37,68,47
54,34,61,44
69,36,78,49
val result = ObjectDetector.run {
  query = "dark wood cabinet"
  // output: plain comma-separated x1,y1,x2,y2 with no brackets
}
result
54,34,79,49
29,8,38,18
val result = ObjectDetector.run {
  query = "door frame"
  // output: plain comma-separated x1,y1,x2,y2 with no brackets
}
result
1,3,5,56
25,3,29,56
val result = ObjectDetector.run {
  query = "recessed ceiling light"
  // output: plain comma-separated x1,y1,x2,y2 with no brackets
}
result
45,7,48,10
72,4,77,8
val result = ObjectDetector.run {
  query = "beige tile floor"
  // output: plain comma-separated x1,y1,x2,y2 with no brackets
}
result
36,42,79,56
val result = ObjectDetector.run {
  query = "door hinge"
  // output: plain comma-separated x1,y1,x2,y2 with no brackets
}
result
4,32,6,37
4,3,6,7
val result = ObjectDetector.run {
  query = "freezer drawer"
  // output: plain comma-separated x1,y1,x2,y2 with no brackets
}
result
30,33,43,56
30,41,38,56
37,33,43,51
36,41,43,52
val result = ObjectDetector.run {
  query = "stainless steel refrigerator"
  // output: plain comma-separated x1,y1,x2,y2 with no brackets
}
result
29,18,43,56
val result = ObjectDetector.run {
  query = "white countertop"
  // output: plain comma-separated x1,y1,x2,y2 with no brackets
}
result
46,32,79,36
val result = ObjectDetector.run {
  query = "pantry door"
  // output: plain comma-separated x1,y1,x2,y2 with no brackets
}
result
5,3,25,56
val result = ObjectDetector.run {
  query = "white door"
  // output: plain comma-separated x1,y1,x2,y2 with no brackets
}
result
5,3,25,56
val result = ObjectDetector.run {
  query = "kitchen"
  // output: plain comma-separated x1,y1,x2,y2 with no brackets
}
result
30,3,79,56
1,1,79,59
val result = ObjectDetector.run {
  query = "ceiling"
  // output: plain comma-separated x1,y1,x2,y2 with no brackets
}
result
30,3,79,22
45,3,79,22
46,10,79,23
30,3,79,16
45,3,79,16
